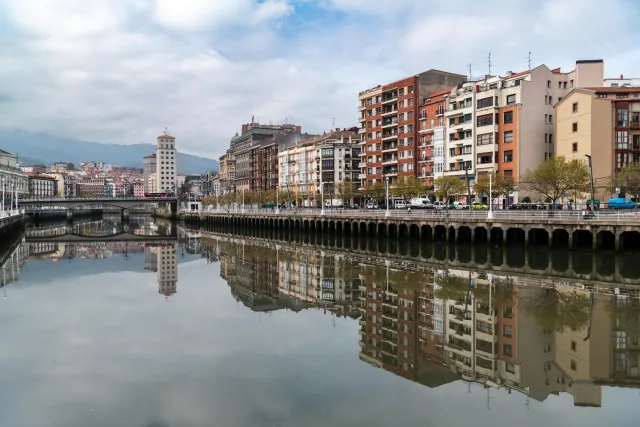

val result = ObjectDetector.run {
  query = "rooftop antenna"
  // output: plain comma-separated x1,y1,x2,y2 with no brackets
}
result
487,52,492,76
164,126,168,135
528,52,532,71
467,63,473,80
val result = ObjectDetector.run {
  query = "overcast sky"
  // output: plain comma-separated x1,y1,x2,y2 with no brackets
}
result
0,0,639,158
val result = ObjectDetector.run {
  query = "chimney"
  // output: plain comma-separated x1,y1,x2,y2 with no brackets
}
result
621,74,624,79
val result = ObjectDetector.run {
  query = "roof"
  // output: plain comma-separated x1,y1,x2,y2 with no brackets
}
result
584,86,640,93
502,70,530,79
157,134,175,139
143,153,156,158
576,59,603,64
0,148,12,155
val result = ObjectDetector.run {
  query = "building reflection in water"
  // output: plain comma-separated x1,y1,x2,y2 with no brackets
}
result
203,233,640,408
143,243,179,298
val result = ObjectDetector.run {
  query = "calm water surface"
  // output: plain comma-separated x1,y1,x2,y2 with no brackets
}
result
1,217,639,427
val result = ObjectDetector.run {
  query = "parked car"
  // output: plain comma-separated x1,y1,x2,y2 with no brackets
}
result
408,198,433,209
471,202,488,210
394,199,407,209
608,198,636,209
452,201,468,210
432,201,448,210
365,203,379,209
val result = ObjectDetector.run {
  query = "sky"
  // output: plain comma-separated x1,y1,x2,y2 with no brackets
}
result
0,0,639,159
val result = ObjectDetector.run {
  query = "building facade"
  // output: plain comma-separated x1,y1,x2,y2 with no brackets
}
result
418,89,448,188
556,86,640,201
156,134,177,193
76,178,107,197
28,174,57,198
358,70,468,188
143,153,156,192
0,149,29,203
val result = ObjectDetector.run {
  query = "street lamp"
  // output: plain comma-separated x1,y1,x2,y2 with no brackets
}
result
242,188,245,213
385,177,390,217
320,181,325,215
585,154,595,212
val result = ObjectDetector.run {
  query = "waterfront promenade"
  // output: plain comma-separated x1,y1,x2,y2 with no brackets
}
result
0,209,24,236
183,207,640,252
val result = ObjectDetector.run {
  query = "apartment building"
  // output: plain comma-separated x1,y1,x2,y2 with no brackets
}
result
0,149,29,199
556,86,640,201
230,122,301,192
252,131,305,192
142,153,156,192
28,174,57,198
157,244,178,298
442,60,603,203
358,70,467,188
604,74,640,88
155,134,177,193
417,90,448,188
279,129,360,207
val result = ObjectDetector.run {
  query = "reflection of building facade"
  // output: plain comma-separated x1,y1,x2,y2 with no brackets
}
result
156,244,178,297
0,241,29,288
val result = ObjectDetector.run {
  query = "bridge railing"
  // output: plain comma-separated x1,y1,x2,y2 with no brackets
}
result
192,206,640,223
0,209,24,219
19,197,177,203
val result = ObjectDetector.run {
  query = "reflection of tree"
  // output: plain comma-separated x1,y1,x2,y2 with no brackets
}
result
606,297,640,335
434,274,469,301
527,289,590,333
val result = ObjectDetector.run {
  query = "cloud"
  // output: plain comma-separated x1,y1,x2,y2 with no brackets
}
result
0,0,638,159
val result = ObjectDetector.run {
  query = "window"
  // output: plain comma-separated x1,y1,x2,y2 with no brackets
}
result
572,102,578,113
408,98,413,106
477,133,493,146
407,111,413,120
503,111,513,123
547,80,551,88
504,150,513,162
549,114,553,123
570,79,574,87
477,97,493,109
571,360,577,371
503,344,513,357
572,142,578,153
408,85,414,93
617,108,629,126
506,363,515,374
477,114,493,127
571,341,577,351
504,131,514,143
617,131,629,149
572,122,578,132
506,94,516,105
503,325,513,338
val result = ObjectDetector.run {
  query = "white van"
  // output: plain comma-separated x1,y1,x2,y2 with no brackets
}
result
324,199,343,207
408,198,433,209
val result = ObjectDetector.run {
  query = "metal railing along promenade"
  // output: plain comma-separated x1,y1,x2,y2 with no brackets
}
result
186,206,640,223
0,209,24,220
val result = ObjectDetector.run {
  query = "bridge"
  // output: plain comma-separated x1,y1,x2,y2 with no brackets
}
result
18,197,178,218
184,208,640,252
25,223,176,242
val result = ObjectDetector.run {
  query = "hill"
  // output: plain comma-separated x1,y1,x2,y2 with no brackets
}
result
0,130,218,174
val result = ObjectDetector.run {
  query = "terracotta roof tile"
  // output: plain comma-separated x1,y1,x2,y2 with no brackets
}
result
157,134,175,139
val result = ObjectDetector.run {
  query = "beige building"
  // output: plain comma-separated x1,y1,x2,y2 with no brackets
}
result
278,138,319,207
157,244,178,297
557,86,640,202
156,134,177,193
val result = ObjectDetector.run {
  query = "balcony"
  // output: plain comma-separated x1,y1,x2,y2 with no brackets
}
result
358,173,366,179
419,112,428,120
418,156,431,163
358,127,366,134
382,132,398,141
476,142,497,154
382,143,397,152
383,168,398,176
435,108,445,116
382,157,398,165
632,121,640,129
445,102,473,117
382,118,398,128
381,110,397,118
358,162,366,168
359,116,366,122
382,94,398,104
451,119,473,131
359,104,367,111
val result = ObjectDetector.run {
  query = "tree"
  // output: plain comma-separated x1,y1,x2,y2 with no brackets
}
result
369,182,385,202
611,162,640,203
520,156,589,209
66,162,75,171
202,196,216,206
474,172,517,208
278,189,289,207
336,181,358,204
434,176,466,202
394,176,424,199
526,288,590,333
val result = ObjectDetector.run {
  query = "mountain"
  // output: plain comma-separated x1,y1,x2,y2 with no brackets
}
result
0,130,218,174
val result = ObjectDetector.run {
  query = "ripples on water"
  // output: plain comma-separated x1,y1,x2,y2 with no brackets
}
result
0,217,639,427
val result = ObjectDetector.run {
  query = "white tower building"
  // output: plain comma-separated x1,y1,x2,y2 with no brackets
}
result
156,133,177,193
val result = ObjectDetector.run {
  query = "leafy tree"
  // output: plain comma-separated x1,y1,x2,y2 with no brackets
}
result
474,172,517,208
369,182,385,202
611,162,640,203
520,156,589,209
66,162,75,171
527,288,590,333
521,196,532,203
434,176,466,202
336,181,358,204
202,196,216,206
278,189,289,206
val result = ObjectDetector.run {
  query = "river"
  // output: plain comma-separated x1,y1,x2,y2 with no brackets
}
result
0,216,639,427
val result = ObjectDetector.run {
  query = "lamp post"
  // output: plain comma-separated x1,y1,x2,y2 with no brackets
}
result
320,181,325,215
216,190,220,212
242,188,245,213
1,178,5,212
487,172,494,219
585,154,595,212
385,177,390,217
